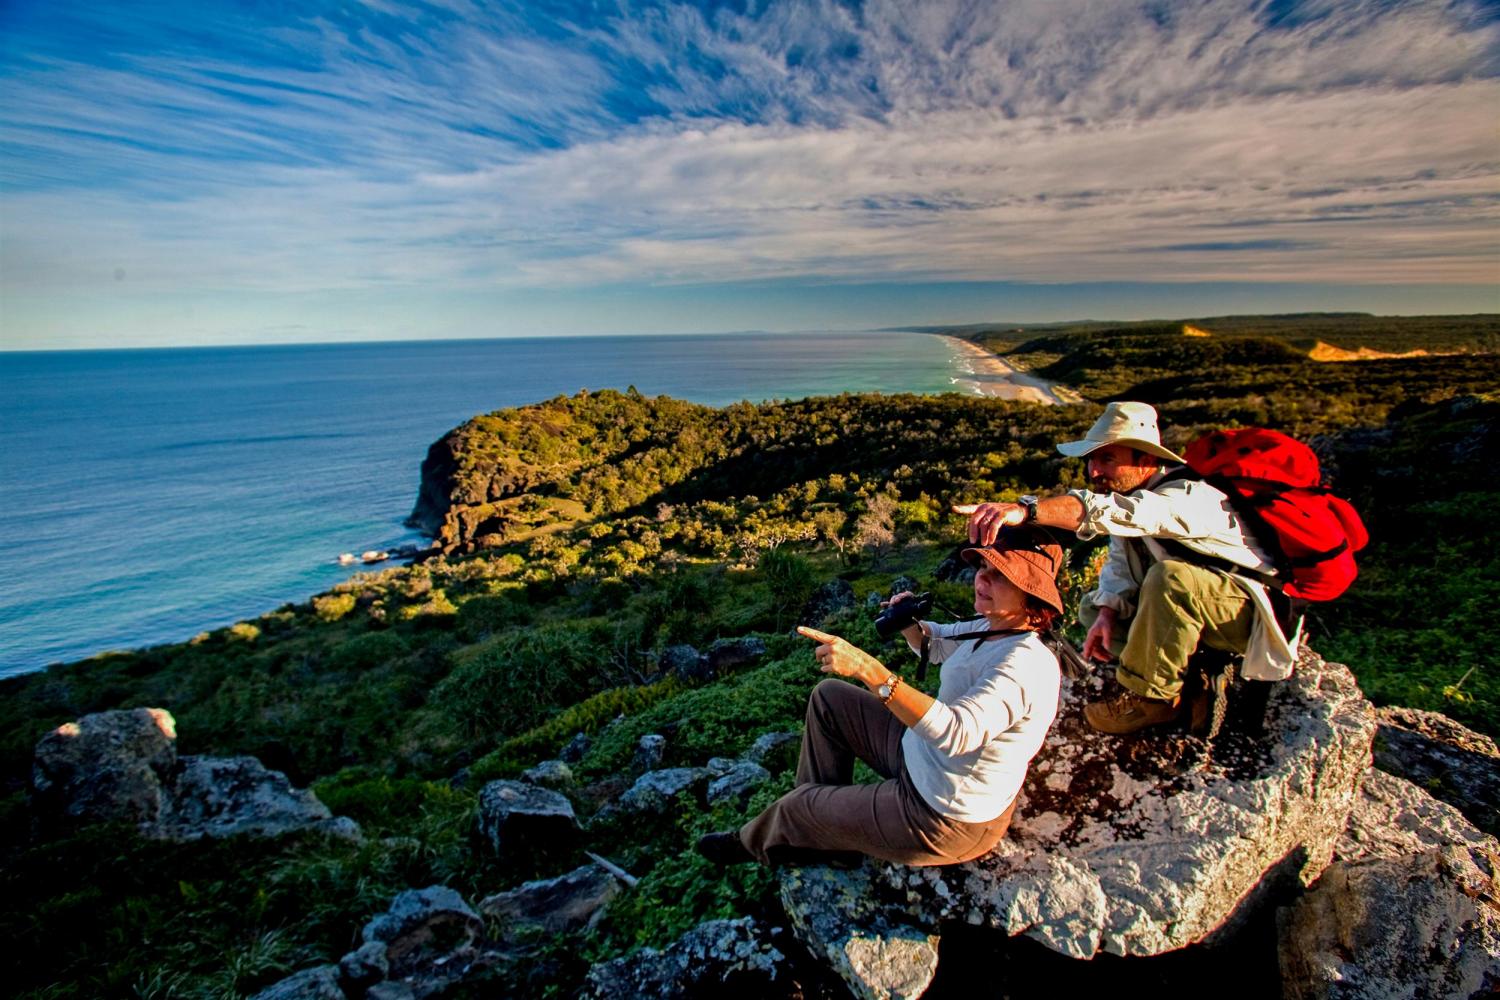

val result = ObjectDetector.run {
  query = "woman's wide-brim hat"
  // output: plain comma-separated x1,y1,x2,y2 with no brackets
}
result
1056,401,1185,465
960,528,1066,615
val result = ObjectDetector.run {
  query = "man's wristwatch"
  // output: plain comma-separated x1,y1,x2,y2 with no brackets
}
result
877,675,903,705
1017,495,1040,524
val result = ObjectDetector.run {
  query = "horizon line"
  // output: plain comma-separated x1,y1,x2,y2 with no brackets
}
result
6,311,1498,355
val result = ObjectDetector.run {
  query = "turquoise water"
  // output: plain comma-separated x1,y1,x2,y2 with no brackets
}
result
0,331,981,676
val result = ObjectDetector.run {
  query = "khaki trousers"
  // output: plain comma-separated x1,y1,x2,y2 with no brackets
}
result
1081,559,1256,701
737,679,1017,866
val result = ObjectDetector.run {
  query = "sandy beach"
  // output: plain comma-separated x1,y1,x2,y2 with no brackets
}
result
939,336,1073,404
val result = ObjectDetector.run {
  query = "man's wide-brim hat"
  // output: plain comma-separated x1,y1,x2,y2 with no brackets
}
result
960,528,1066,616
1056,401,1185,465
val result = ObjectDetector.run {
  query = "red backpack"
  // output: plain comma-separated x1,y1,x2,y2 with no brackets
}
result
1180,428,1368,601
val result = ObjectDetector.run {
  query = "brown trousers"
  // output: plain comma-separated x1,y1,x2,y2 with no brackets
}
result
738,679,1017,866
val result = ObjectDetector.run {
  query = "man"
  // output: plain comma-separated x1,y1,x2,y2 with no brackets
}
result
956,401,1299,735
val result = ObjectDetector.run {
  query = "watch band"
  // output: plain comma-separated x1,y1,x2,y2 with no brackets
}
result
879,675,903,705
1017,495,1040,524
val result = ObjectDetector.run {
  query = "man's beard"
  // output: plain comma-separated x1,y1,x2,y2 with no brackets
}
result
1089,472,1149,494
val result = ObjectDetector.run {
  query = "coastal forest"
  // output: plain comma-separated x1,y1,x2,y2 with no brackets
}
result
2,314,1497,998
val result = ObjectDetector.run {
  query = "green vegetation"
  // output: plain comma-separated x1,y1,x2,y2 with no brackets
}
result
1,313,1495,997
913,312,1500,357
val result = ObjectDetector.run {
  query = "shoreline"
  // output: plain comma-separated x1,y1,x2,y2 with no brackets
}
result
936,336,1072,404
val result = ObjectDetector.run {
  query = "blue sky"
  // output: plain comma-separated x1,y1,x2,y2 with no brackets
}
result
2,0,1497,349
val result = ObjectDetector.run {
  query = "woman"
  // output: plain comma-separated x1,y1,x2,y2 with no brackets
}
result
697,528,1066,867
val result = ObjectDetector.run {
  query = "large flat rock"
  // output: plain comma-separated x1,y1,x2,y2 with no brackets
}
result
781,651,1374,995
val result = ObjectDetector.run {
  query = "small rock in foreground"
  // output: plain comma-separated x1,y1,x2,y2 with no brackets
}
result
479,862,621,940
579,917,787,999
475,780,578,857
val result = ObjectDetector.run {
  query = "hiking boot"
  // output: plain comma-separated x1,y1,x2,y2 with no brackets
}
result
695,830,755,866
1188,687,1212,734
1084,689,1183,735
1186,648,1236,737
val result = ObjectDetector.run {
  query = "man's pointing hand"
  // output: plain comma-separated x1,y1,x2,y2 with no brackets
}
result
952,502,1025,546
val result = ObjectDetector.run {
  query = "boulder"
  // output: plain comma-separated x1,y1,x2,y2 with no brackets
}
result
476,780,578,857
707,760,772,806
1277,769,1500,1000
31,708,178,826
932,556,975,584
154,756,359,843
613,767,712,816
704,637,768,675
1372,705,1500,835
31,708,358,844
478,862,621,940
887,576,920,598
365,984,416,1000
359,885,486,995
559,732,591,763
1277,844,1500,1000
744,731,799,771
779,651,1375,997
801,579,855,626
1339,767,1496,862
633,734,667,773
520,759,574,789
782,865,940,1000
659,644,708,683
249,965,345,1000
579,917,787,999
337,941,388,993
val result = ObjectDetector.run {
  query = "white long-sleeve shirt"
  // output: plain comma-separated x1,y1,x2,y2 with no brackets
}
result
900,623,1060,822
1070,473,1300,680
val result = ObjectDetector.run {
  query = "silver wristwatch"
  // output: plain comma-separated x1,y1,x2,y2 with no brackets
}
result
1017,495,1040,523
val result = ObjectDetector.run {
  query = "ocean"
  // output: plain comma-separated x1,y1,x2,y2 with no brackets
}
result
0,331,999,677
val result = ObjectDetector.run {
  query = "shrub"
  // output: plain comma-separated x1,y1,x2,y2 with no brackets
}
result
468,677,683,782
312,769,467,834
432,620,614,742
579,652,818,778
455,593,527,639
312,593,357,622
329,631,410,673
397,589,457,623
227,622,261,643
757,547,815,630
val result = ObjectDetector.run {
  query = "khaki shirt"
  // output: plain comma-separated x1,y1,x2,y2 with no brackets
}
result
1069,472,1300,680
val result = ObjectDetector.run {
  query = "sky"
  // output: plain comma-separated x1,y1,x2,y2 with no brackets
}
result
1,0,1498,349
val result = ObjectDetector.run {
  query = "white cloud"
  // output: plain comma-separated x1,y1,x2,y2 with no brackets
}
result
2,0,1497,311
